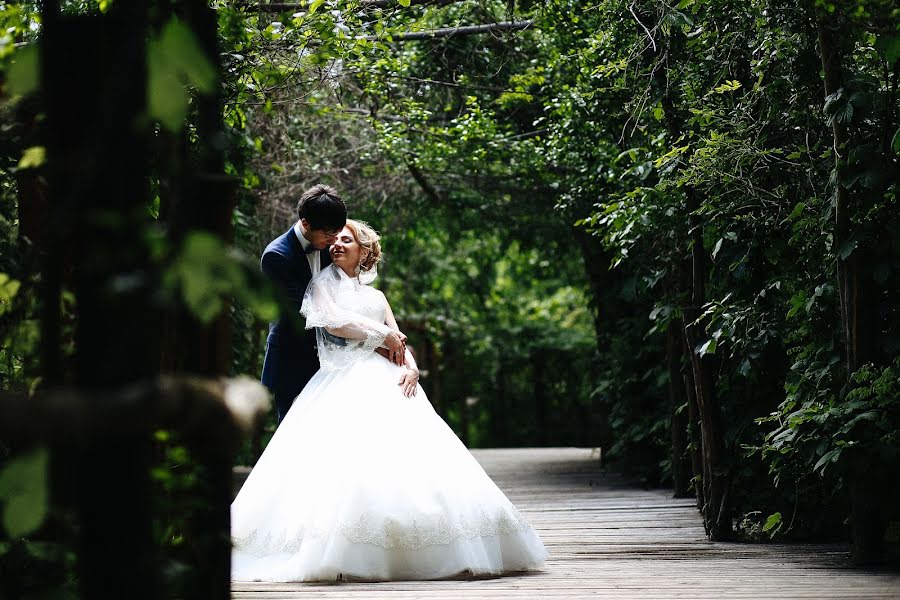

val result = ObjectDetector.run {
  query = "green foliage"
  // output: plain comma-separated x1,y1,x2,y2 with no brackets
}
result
149,429,217,597
372,219,597,445
0,447,48,538
4,44,39,98
0,0,896,583
762,358,900,480
164,232,277,325
0,272,21,317
16,146,44,169
147,18,216,131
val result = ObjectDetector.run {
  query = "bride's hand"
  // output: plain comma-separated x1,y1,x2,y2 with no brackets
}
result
398,367,419,398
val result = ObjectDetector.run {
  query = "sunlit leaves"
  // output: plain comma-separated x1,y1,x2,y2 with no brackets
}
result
0,273,21,317
5,43,39,98
710,80,741,94
17,146,45,169
762,512,782,537
697,339,717,356
147,18,216,131
0,3,39,62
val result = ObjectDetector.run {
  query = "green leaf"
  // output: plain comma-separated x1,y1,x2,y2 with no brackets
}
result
836,238,858,261
309,0,326,14
697,339,717,356
786,292,805,319
711,80,741,94
7,45,40,97
398,0,411,6
823,89,853,125
148,61,187,131
147,18,216,131
175,233,230,323
813,448,841,474
0,273,22,317
763,512,782,533
786,202,805,222
892,128,900,155
875,33,900,65
0,448,49,538
17,146,46,170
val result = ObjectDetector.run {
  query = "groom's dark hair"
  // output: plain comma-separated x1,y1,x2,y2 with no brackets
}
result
297,184,347,231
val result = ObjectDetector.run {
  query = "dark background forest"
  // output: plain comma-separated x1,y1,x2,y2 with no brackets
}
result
0,0,898,597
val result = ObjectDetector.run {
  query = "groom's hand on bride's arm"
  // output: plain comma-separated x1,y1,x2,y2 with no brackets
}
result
375,331,407,365
374,347,404,366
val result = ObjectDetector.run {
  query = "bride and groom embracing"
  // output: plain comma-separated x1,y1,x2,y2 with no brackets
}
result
230,184,547,582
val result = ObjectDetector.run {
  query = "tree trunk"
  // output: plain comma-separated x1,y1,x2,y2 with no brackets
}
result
17,168,62,386
175,3,238,595
681,188,731,540
683,353,704,511
426,336,443,417
815,14,883,565
573,226,612,352
532,352,548,446
492,358,510,447
667,325,691,498
655,37,730,538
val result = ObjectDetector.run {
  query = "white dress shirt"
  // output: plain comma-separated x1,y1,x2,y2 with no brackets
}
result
294,220,321,276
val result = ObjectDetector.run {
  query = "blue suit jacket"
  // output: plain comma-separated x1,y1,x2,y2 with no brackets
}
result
260,227,332,421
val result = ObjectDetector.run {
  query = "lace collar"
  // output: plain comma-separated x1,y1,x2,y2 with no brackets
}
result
334,264,377,288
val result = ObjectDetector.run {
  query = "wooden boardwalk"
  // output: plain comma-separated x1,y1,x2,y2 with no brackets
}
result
232,447,900,599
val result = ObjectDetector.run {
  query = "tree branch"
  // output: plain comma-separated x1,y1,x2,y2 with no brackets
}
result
406,162,445,203
365,20,534,42
628,2,657,53
237,0,465,13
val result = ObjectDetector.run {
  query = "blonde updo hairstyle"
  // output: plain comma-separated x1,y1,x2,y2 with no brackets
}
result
344,219,382,273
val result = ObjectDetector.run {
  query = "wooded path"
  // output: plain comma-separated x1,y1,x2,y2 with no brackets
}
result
232,447,900,599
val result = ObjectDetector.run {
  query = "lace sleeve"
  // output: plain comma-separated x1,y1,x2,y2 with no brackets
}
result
300,266,391,370
302,273,391,343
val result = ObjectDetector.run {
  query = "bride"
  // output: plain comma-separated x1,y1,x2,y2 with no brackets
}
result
231,219,547,582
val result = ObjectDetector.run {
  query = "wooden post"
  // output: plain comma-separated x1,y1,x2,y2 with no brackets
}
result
42,1,158,597
176,3,240,593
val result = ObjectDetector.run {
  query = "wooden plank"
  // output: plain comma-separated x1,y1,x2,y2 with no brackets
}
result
232,448,900,599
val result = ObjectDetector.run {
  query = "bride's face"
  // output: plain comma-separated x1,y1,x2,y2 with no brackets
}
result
330,227,364,269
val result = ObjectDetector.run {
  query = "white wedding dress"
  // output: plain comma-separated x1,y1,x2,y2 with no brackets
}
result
231,265,547,582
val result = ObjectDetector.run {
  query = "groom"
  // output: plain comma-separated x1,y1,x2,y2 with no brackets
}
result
260,184,347,422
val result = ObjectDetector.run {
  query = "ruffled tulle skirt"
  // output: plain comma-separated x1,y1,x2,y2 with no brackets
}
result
231,353,547,582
